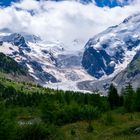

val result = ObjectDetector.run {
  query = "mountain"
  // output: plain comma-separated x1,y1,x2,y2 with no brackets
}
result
82,13,140,79
0,32,58,83
0,12,140,93
78,13,140,93
0,31,93,89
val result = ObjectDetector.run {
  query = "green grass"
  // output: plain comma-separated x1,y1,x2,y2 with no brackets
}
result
61,110,140,140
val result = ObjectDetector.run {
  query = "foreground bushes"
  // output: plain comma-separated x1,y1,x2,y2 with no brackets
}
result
0,78,108,140
41,99,101,125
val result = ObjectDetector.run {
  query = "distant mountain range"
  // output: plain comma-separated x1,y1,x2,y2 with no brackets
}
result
0,13,139,93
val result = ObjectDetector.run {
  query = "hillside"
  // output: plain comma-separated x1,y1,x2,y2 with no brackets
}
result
0,52,27,75
0,52,34,83
0,73,139,139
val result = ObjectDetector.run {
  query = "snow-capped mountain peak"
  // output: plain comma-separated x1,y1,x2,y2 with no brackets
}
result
82,13,140,79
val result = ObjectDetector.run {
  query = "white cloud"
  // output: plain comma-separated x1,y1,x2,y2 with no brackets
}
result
0,0,140,51
15,0,40,10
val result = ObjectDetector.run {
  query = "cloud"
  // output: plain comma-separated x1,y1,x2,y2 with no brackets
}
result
15,0,40,10
0,0,140,51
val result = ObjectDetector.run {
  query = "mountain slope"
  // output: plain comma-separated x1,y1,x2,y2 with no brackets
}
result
0,52,34,83
78,49,140,94
82,13,140,79
0,31,94,90
0,52,27,75
112,50,140,91
78,13,140,93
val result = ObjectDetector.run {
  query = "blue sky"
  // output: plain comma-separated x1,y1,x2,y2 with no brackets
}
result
95,0,130,7
0,0,18,6
0,0,130,7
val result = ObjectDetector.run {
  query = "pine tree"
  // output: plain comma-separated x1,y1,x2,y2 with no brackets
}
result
133,87,140,111
107,84,119,109
123,83,134,112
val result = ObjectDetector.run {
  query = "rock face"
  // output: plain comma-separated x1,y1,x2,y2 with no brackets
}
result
1,33,31,52
82,47,115,78
78,50,140,94
113,51,140,92
82,13,140,79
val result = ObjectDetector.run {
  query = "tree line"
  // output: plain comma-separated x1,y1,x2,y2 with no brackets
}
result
107,83,140,112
